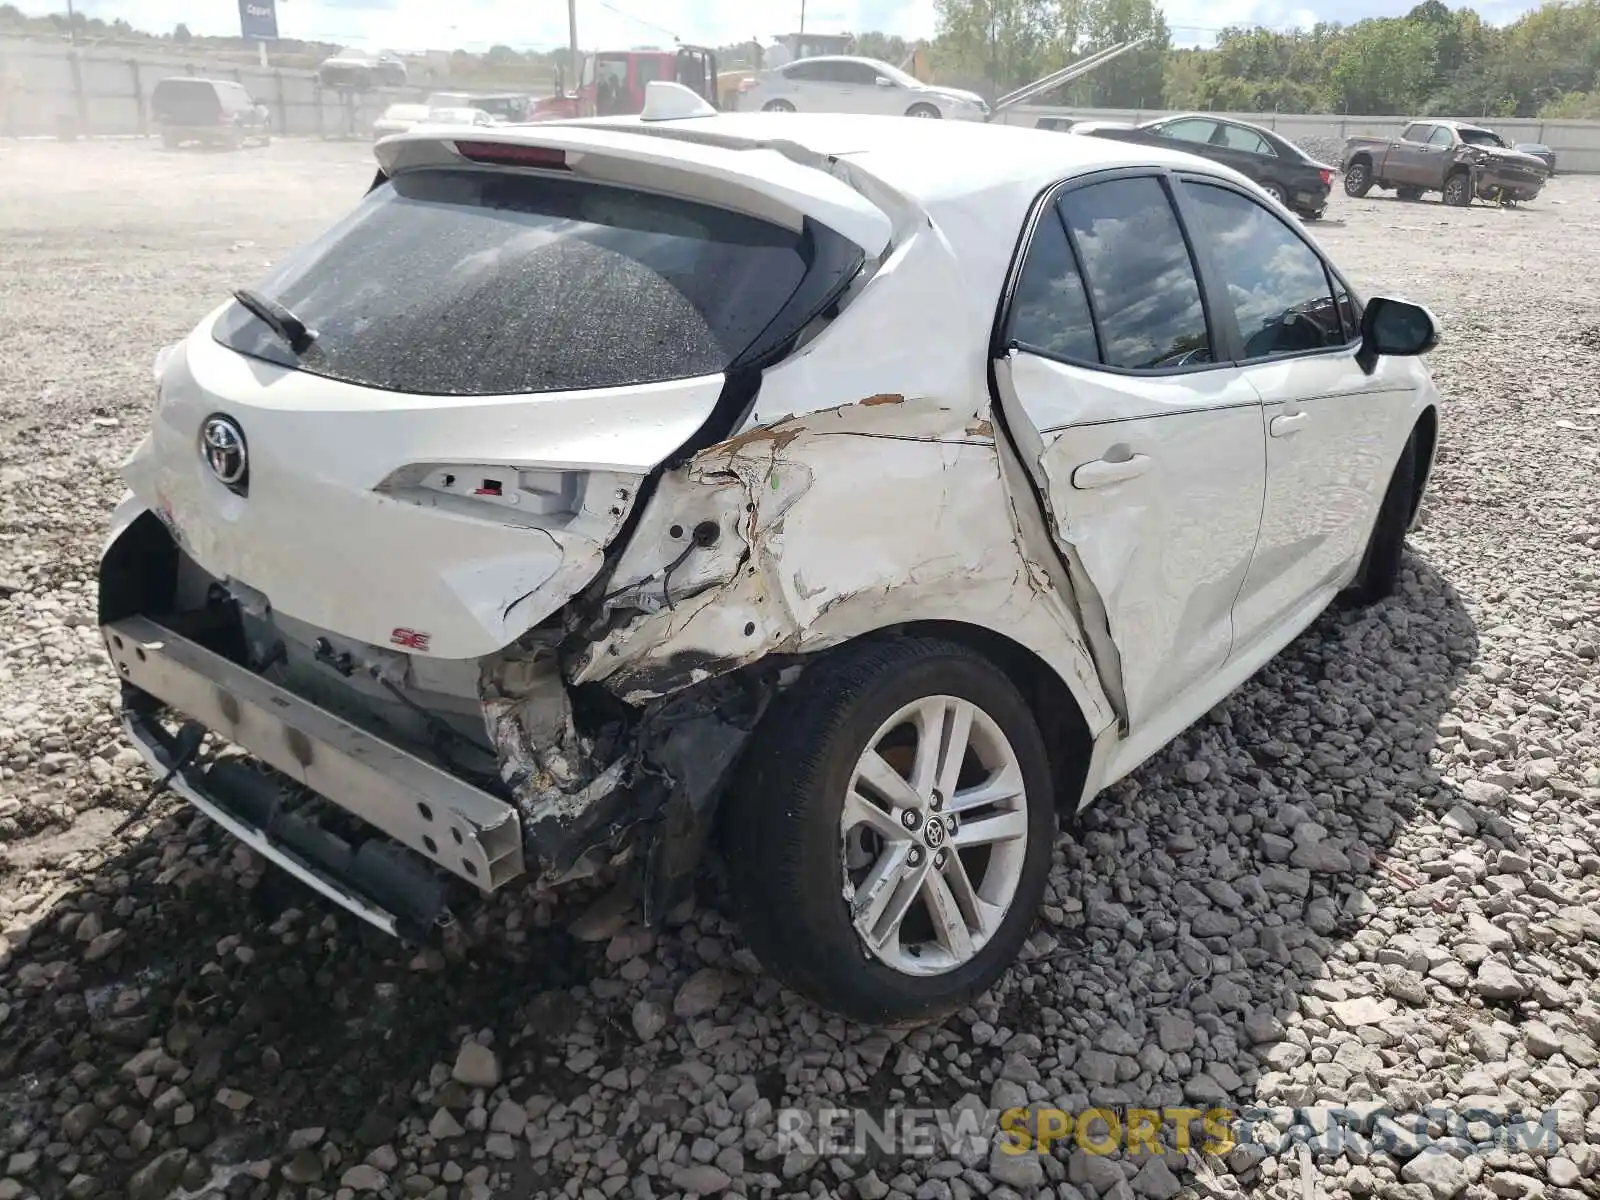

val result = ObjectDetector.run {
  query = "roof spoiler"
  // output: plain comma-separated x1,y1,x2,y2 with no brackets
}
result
373,124,892,258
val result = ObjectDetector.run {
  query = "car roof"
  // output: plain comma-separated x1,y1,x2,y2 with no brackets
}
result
1160,111,1271,133
783,55,895,69
580,109,1249,204
535,112,1259,302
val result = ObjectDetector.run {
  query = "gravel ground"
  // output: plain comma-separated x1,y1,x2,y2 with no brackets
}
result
3,138,1600,1200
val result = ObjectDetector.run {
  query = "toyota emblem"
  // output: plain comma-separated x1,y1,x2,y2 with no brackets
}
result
200,415,249,494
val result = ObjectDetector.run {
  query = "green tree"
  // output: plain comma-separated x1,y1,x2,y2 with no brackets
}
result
1074,0,1169,107
855,32,912,64
932,0,1063,92
1326,17,1439,113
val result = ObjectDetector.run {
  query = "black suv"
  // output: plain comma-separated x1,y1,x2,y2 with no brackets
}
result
151,77,272,150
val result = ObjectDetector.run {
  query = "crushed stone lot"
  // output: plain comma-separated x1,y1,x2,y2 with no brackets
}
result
3,137,1600,1200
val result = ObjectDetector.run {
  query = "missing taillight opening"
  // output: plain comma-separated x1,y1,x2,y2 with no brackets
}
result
475,479,503,496
453,141,569,170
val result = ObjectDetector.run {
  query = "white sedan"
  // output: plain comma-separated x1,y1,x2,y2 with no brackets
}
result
416,106,498,128
99,88,1441,1025
738,55,989,120
371,102,430,140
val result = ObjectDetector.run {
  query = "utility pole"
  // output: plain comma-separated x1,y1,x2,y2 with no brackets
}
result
799,0,806,36
65,0,77,45
568,0,580,96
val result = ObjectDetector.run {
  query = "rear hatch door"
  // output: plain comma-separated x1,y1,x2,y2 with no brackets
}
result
125,129,889,661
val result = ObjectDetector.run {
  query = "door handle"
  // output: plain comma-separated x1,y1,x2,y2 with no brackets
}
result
1270,412,1309,438
1071,454,1152,489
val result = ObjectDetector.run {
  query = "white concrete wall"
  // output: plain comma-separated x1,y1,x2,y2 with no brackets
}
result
0,37,445,139
1003,105,1600,173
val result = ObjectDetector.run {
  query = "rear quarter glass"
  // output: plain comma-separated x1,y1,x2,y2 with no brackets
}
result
213,168,840,397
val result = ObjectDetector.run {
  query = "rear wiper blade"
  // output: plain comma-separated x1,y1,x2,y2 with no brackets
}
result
233,288,317,355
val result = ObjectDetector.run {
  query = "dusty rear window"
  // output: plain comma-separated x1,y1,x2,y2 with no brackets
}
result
212,168,814,396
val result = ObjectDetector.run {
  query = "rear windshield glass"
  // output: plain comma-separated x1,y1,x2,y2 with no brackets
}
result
212,168,812,396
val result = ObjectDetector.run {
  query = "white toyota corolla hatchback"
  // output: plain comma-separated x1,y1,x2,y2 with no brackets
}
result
99,84,1441,1025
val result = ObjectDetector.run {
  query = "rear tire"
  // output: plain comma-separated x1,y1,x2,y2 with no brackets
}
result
1443,170,1472,207
721,637,1056,1026
1343,160,1373,197
1261,181,1288,204
906,103,941,119
1344,433,1418,607
762,100,795,112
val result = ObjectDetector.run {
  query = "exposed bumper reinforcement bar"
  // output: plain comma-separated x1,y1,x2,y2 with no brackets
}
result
103,616,526,921
119,712,417,936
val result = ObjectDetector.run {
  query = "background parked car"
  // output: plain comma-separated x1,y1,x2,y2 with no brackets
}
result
319,47,408,89
1342,120,1548,206
372,103,431,140
1515,142,1556,174
738,56,990,120
415,106,498,129
1075,113,1334,219
460,93,530,122
150,77,271,150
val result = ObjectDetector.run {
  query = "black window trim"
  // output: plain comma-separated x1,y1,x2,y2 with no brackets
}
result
1160,116,1221,146
1054,206,1107,365
1173,171,1365,367
993,165,1239,378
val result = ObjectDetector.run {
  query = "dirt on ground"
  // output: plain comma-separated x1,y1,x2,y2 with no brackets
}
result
2,138,1600,1200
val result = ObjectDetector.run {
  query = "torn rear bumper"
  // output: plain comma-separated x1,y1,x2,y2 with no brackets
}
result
104,614,525,937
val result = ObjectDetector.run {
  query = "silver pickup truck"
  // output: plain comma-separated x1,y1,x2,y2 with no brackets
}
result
1342,119,1549,207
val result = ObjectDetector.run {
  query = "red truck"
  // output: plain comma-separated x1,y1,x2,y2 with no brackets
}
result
1341,119,1549,207
524,46,721,123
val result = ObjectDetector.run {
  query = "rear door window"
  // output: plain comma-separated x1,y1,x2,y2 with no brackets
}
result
1156,118,1219,144
1055,176,1211,370
1216,124,1272,155
213,169,835,396
1005,207,1098,364
783,61,828,82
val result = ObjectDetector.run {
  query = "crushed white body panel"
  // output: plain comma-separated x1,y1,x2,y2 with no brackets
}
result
98,109,1445,963
123,334,727,660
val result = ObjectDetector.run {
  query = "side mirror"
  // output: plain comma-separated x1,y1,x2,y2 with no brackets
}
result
1356,295,1439,375
874,76,893,87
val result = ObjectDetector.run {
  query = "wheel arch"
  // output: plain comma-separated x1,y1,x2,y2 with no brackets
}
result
860,619,1097,815
1407,404,1439,529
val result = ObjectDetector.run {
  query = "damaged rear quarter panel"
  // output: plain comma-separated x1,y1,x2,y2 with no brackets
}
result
569,392,1115,736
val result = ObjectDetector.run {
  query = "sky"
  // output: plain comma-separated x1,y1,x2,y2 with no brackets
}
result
35,0,1546,55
